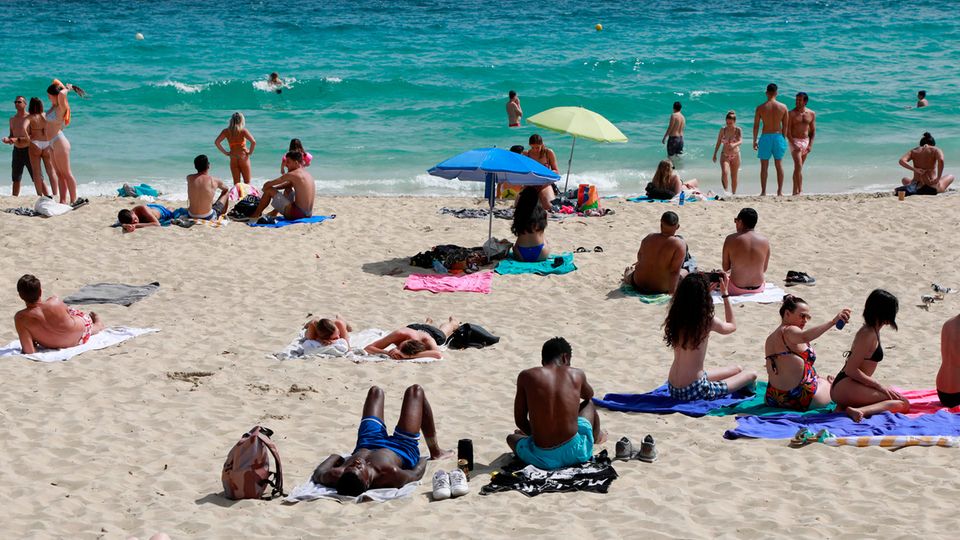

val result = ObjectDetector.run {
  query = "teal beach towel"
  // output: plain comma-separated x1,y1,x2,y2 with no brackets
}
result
495,252,576,275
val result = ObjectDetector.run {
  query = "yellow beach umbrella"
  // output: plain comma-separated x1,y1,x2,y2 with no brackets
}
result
527,106,628,192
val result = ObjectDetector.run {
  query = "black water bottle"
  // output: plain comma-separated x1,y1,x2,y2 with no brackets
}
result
457,439,474,471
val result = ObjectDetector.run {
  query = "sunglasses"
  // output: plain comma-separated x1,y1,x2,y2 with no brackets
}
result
14,100,25,104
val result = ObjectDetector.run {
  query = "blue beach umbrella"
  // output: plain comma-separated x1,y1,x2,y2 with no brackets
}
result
428,148,561,242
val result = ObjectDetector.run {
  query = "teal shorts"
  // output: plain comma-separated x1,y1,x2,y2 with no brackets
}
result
514,416,594,470
757,133,786,160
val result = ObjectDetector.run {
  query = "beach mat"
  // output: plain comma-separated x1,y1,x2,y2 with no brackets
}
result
618,284,671,304
64,282,160,307
706,381,836,417
724,410,960,440
248,215,333,228
480,450,618,497
286,476,418,504
0,327,159,362
594,384,755,417
404,271,493,294
495,252,576,276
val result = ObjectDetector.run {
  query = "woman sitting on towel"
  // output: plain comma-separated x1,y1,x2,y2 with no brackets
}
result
664,272,757,401
304,315,351,346
831,289,909,422
511,187,550,262
650,159,699,199
764,295,851,411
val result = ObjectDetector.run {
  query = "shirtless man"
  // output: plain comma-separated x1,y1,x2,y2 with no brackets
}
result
753,83,790,196
787,92,816,196
936,314,960,407
250,151,315,220
13,274,105,354
186,154,230,220
116,204,182,233
721,208,770,295
623,211,688,295
523,134,559,212
507,337,605,470
662,101,685,159
2,96,39,197
917,90,928,108
897,132,955,195
363,317,460,360
311,385,454,496
506,90,522,127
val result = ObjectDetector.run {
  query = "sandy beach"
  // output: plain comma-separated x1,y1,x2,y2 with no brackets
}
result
1,192,958,538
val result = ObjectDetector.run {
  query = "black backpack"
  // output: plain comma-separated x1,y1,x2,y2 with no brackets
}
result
228,195,261,219
644,182,675,200
447,323,500,350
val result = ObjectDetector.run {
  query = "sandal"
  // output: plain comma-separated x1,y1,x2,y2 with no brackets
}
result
789,428,816,448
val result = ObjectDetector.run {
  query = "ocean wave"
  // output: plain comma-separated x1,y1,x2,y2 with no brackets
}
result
153,80,209,94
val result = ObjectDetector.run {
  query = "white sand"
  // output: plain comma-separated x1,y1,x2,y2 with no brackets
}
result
1,193,958,538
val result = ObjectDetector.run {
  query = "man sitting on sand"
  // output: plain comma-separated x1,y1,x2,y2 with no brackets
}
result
311,385,454,496
117,204,183,233
937,314,960,407
363,317,459,360
187,154,230,220
623,211,690,295
722,207,770,295
13,274,104,354
507,337,605,470
896,132,955,195
250,151,315,220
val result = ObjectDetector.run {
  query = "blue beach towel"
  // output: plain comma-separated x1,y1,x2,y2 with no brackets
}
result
248,215,333,228
723,410,960,440
117,183,160,197
495,252,576,276
618,284,671,304
593,384,754,417
625,195,718,204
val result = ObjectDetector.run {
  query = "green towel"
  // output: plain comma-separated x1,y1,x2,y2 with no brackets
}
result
619,284,671,304
706,381,837,417
495,252,576,276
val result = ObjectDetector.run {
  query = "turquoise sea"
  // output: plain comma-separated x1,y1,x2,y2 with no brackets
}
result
1,0,957,197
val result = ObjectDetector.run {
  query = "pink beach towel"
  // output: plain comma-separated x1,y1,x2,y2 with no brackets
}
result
897,388,960,417
403,272,493,294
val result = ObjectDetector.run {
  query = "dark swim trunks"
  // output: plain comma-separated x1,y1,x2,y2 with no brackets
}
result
938,389,960,408
667,136,684,157
406,323,446,345
11,146,33,183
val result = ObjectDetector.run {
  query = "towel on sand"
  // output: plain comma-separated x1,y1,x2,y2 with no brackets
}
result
248,215,333,228
898,387,960,416
273,328,441,362
286,477,419,504
496,253,576,276
822,435,959,449
404,272,493,294
63,282,160,307
712,283,785,305
593,384,755,417
0,327,159,362
724,410,960,440
480,450,618,497
618,284,671,304
706,382,836,417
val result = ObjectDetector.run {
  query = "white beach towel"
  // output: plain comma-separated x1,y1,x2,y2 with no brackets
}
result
34,197,73,217
273,328,441,363
0,327,159,362
711,283,786,305
285,478,419,504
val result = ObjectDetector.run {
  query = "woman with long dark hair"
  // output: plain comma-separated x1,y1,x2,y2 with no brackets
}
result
664,272,756,401
511,187,550,262
26,97,57,198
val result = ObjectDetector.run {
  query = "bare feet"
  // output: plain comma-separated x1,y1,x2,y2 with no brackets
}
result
596,430,608,445
844,407,865,423
429,448,456,460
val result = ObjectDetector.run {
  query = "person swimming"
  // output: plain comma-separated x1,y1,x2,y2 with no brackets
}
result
268,72,283,94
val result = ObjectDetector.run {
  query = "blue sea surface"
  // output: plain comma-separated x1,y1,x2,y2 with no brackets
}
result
0,0,956,197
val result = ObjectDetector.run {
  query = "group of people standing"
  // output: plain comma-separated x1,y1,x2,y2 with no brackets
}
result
3,80,84,203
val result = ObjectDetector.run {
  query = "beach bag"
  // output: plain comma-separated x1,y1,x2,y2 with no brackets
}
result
644,181,675,201
447,323,500,350
221,426,284,500
577,184,599,211
228,195,261,219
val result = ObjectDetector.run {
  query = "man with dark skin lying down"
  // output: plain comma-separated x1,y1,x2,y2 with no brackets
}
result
14,274,104,354
507,337,606,470
312,385,454,495
623,210,688,294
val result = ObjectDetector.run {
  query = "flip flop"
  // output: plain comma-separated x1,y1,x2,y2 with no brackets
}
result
789,428,816,448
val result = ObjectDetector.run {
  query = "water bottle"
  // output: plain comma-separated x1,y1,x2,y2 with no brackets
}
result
835,318,845,330
679,191,685,206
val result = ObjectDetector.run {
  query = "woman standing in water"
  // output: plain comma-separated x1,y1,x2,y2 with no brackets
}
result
215,112,256,184
712,111,742,195
46,79,85,204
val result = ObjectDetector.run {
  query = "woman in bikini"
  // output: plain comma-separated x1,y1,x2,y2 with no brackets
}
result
650,159,698,199
831,289,909,422
45,80,85,204
26,97,57,199
280,138,312,174
511,186,550,262
215,112,256,184
712,110,742,194
764,295,851,411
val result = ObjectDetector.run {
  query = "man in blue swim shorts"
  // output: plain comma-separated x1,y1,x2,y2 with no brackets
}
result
507,337,606,470
311,385,454,496
116,204,186,233
752,83,789,196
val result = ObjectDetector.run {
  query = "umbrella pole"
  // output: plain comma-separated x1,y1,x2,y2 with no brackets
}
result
563,137,577,194
488,179,495,244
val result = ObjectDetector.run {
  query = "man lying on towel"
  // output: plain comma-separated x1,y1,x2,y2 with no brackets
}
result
250,151,315,220
363,317,461,360
13,274,105,354
311,385,454,496
117,205,182,233
507,337,606,470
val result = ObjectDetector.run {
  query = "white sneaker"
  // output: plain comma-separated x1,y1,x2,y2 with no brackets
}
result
448,468,469,498
432,470,451,500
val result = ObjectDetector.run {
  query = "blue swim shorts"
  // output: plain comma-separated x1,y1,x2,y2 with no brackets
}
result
757,133,787,160
354,416,421,470
514,416,595,470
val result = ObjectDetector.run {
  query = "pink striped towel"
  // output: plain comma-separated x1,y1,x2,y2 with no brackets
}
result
403,272,493,294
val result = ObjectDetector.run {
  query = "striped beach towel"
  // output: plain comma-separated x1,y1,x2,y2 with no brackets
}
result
822,435,959,449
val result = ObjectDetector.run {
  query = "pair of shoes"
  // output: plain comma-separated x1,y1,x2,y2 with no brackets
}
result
614,435,658,462
785,270,816,286
432,469,469,500
574,246,604,253
789,428,834,448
